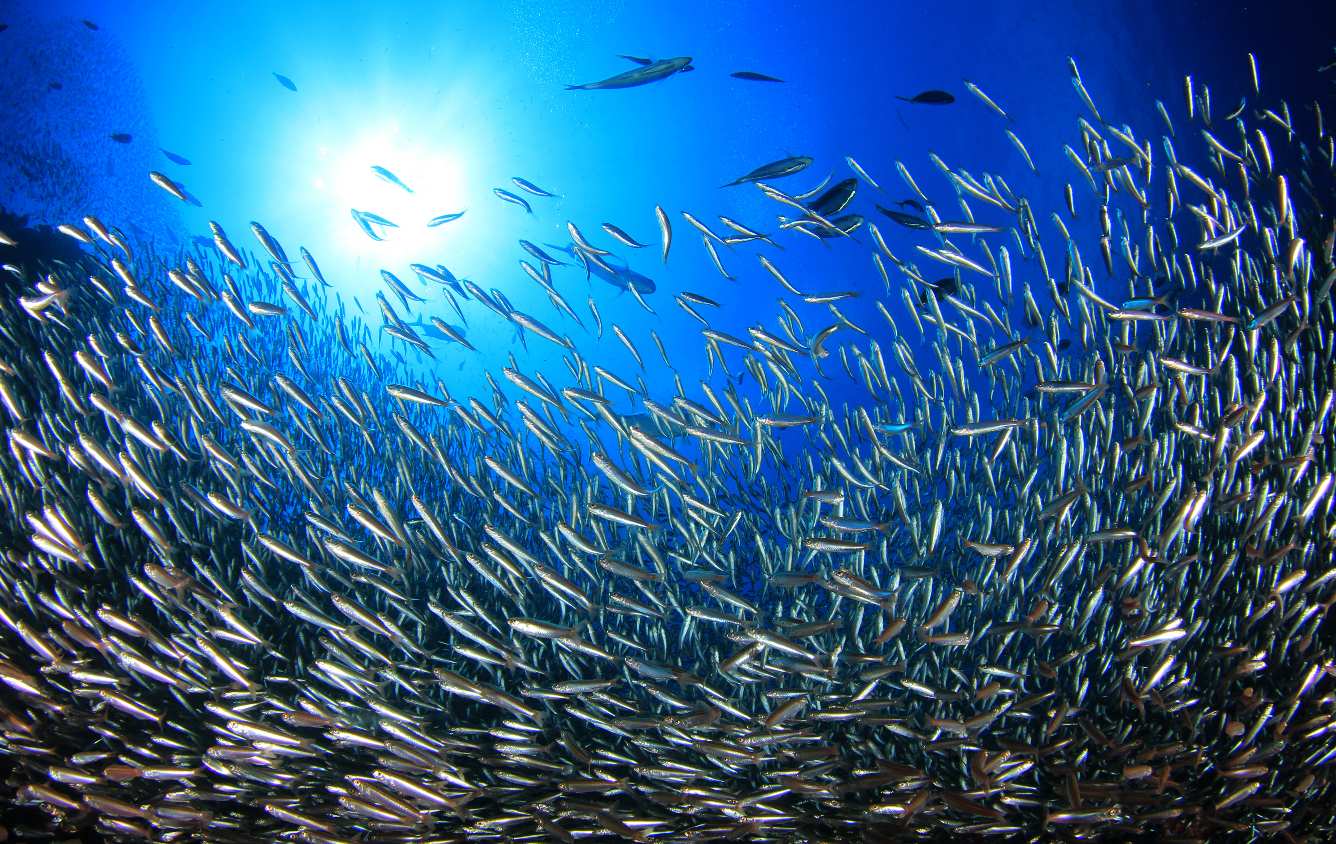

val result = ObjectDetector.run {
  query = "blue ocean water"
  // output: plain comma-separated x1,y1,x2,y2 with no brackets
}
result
3,1,1329,413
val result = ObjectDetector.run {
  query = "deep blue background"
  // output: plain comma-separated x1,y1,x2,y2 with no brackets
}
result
1,1,1332,418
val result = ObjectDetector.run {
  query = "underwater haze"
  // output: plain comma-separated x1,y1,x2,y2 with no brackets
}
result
0,1,1334,841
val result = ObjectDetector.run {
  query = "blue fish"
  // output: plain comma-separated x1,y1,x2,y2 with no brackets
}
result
273,72,297,92
873,423,915,434
493,188,532,214
511,177,558,198
427,211,466,227
161,149,192,166
372,166,413,194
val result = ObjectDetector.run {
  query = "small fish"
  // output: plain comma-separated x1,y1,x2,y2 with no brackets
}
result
511,178,557,198
149,172,189,204
656,206,671,263
371,166,413,193
300,247,329,287
807,178,857,218
351,209,397,240
426,211,466,227
409,318,475,350
723,156,812,187
963,80,1010,120
273,72,297,92
549,244,655,295
731,71,784,83
494,189,533,214
520,240,564,266
845,156,880,189
568,57,693,90
160,149,191,166
602,223,647,248
250,222,290,266
876,205,930,229
47,80,62,90
411,263,467,296
874,422,916,434
82,19,98,30
110,133,132,144
897,89,955,104
917,275,958,305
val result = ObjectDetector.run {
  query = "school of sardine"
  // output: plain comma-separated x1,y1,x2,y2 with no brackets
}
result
0,51,1333,842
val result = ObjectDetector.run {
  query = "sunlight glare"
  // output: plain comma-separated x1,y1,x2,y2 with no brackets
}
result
312,127,469,273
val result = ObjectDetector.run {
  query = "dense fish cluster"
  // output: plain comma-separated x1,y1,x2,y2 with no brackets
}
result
0,14,177,249
0,52,1334,843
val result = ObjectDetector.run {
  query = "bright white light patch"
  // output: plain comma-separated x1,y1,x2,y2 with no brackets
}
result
310,126,469,269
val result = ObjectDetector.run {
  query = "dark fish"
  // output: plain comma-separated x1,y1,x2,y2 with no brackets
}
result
723,155,812,187
0,24,8,33
897,198,925,212
567,57,693,90
807,178,857,218
731,71,784,83
47,80,62,91
875,204,930,229
82,19,98,30
109,133,132,144
161,149,191,166
273,72,297,92
812,214,864,238
917,275,960,306
897,89,955,104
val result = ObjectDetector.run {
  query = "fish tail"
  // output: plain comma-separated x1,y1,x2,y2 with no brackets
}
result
895,96,912,102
